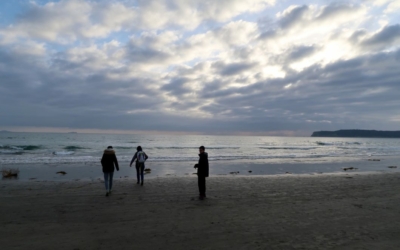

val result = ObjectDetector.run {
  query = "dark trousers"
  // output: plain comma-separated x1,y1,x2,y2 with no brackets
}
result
198,175,206,196
136,162,144,182
104,172,114,191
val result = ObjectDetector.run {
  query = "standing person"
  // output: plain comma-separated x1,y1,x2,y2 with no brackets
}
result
101,146,119,196
194,146,209,200
130,146,148,186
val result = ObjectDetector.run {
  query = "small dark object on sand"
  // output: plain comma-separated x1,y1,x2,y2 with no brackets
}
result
56,171,67,175
388,166,397,168
285,172,291,174
2,168,19,178
368,159,380,161
342,167,358,171
248,170,252,173
229,171,240,174
144,168,151,172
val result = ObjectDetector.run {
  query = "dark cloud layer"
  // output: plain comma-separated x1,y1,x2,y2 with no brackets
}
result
0,1,399,135
362,24,400,49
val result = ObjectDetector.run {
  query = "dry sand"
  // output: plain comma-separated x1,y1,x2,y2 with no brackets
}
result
1,172,400,250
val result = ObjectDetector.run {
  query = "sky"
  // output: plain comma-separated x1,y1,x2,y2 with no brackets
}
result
0,0,399,136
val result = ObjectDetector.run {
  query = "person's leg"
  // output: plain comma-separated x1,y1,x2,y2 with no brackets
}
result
199,175,206,198
197,175,201,196
204,177,206,197
135,163,140,184
104,172,108,190
104,172,110,195
140,163,144,185
109,172,114,191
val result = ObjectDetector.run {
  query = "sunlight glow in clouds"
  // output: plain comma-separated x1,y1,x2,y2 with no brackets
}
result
0,0,399,135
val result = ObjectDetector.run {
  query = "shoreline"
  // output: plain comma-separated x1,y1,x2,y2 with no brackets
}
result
1,172,400,249
2,156,400,182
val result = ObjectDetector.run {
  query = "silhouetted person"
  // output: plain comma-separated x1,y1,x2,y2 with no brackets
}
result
194,146,209,200
130,146,148,186
101,146,119,196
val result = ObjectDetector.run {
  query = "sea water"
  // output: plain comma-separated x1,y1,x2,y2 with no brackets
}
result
1,132,400,179
1,132,400,164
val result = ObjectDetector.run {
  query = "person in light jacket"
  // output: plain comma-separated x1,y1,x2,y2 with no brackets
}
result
130,146,148,186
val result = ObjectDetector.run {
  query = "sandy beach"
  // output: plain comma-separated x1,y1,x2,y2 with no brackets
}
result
1,172,400,250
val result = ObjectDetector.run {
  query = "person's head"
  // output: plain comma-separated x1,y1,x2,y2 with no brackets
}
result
199,146,205,153
107,146,113,149
137,146,142,151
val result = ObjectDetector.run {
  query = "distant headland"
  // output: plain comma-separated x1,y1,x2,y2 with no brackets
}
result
311,129,400,138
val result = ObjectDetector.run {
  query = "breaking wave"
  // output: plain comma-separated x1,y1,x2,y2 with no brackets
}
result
259,147,317,150
153,146,240,150
0,145,42,154
316,141,362,146
63,146,86,150
53,151,75,155
19,145,42,150
115,146,134,149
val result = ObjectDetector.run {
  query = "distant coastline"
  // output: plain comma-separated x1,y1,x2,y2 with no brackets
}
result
311,129,400,138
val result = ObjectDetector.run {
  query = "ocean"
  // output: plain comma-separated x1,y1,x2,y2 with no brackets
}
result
1,132,400,180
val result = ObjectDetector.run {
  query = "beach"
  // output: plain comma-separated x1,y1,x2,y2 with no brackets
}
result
1,172,400,250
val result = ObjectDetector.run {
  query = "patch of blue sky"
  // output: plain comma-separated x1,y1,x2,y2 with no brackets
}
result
357,4,399,32
0,0,62,26
31,0,60,4
0,1,26,25
384,10,400,25
230,2,283,24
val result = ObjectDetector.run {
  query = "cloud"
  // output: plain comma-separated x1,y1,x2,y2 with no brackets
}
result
0,0,274,44
215,62,256,76
0,0,399,134
277,3,365,31
286,45,318,61
361,24,400,49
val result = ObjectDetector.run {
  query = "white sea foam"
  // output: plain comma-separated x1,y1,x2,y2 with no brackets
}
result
52,151,75,155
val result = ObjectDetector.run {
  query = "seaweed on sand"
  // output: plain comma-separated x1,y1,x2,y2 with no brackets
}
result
2,168,19,178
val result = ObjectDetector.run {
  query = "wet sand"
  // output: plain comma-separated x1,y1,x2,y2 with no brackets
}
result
1,172,400,249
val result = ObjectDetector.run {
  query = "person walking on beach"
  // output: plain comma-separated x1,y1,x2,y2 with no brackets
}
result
130,146,148,186
101,146,119,196
194,146,209,200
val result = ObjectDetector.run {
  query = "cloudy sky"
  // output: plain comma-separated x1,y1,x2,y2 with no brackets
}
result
0,0,399,136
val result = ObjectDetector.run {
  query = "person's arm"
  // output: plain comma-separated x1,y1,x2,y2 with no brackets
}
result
130,152,137,167
101,154,105,166
114,154,119,171
145,152,148,160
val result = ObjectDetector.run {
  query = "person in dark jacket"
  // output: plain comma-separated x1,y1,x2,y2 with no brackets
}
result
101,146,119,196
130,146,148,186
194,146,209,200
